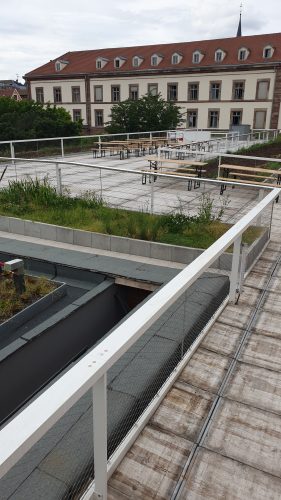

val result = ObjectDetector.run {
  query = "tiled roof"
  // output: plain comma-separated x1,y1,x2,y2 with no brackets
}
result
25,33,281,78
0,88,17,97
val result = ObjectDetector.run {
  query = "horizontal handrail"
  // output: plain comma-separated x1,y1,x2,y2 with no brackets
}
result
0,156,278,190
0,186,279,480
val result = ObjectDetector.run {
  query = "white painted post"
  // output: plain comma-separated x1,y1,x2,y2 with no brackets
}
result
10,142,15,165
98,136,101,154
55,163,62,195
229,235,242,303
239,242,248,295
150,172,155,214
256,189,264,226
93,374,108,500
61,138,65,159
218,155,222,178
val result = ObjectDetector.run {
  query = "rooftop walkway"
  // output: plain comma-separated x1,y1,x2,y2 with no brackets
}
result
107,202,281,499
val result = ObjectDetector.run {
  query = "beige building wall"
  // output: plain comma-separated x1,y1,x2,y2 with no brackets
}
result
29,69,276,130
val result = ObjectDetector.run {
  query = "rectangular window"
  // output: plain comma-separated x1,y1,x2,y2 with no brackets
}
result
209,82,221,101
188,83,199,101
95,110,104,127
35,87,44,103
129,85,139,100
73,109,81,122
151,56,158,66
230,110,242,126
147,83,158,96
111,85,120,102
208,110,219,128
254,110,267,129
186,110,198,128
53,87,62,103
71,87,81,103
167,83,178,101
256,80,270,100
94,85,103,102
233,81,245,100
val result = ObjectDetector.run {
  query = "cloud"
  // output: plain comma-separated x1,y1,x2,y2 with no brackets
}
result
0,0,280,80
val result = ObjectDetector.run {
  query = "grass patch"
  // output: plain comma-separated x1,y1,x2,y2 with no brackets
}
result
0,274,56,322
0,177,263,249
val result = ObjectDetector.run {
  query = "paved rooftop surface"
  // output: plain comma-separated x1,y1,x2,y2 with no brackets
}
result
0,150,261,222
107,195,281,498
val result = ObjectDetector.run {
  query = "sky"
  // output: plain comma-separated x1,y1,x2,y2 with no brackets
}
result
1,0,280,82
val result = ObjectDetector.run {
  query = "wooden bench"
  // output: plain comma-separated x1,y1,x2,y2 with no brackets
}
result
146,155,207,167
218,163,281,194
141,168,199,190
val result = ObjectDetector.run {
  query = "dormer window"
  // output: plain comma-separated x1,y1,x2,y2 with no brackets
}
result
151,55,158,66
55,59,68,72
151,53,163,66
132,56,144,67
114,57,126,69
192,51,203,64
215,49,226,62
238,47,249,61
171,52,182,65
96,57,108,69
263,45,274,59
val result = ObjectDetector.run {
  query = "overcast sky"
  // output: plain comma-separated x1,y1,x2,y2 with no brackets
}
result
1,0,280,82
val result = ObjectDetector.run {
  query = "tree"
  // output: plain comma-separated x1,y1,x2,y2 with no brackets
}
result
106,93,183,133
0,98,82,141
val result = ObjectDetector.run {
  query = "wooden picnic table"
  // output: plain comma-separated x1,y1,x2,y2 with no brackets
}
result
217,163,281,195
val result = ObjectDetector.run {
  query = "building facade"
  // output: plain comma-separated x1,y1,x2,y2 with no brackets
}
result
24,33,281,132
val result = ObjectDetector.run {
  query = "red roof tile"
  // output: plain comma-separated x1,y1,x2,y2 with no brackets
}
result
25,32,281,78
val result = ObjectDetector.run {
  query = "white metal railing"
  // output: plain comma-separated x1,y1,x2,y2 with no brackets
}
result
0,156,278,219
0,128,278,161
0,185,279,499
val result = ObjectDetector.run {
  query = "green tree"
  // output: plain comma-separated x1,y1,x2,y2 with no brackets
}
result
0,98,82,141
106,93,183,133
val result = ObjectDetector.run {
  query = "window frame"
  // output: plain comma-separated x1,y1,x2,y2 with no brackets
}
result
147,83,158,96
208,109,220,128
253,109,267,129
71,86,81,103
94,85,103,102
188,82,199,101
255,79,270,100
167,83,178,101
129,84,139,101
230,109,243,126
186,109,198,128
111,85,121,102
95,109,104,127
35,87,44,103
209,81,221,101
53,86,62,103
73,109,82,122
232,80,245,100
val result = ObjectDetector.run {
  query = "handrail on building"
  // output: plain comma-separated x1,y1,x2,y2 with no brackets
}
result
0,182,279,499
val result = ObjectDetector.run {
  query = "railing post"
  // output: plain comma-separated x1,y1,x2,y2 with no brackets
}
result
55,163,62,195
93,374,108,500
61,138,64,159
10,142,15,165
229,235,242,303
256,189,264,226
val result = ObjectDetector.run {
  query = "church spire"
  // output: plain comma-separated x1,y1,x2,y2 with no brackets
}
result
237,3,242,37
